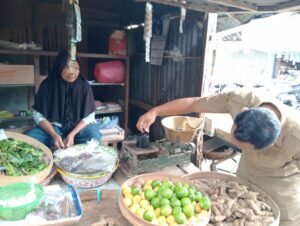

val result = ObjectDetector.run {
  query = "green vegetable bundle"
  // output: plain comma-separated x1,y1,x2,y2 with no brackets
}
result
0,138,48,176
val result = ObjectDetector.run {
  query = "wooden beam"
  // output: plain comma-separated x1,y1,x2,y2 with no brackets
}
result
205,0,258,12
275,0,300,12
129,99,153,111
134,0,229,13
226,13,242,25
233,1,300,14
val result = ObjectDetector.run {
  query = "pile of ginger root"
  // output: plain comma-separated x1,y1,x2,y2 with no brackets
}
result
192,178,276,226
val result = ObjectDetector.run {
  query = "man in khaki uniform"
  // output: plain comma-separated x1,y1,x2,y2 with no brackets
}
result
136,88,300,226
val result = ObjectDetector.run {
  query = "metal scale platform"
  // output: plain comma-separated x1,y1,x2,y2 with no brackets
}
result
120,139,195,175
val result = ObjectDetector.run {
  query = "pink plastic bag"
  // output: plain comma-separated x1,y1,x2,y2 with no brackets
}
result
94,61,125,83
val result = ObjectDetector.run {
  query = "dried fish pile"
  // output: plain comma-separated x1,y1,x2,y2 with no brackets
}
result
192,178,275,226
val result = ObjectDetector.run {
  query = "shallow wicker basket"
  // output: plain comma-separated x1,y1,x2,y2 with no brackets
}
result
119,172,211,226
184,171,280,226
0,131,53,186
161,116,204,144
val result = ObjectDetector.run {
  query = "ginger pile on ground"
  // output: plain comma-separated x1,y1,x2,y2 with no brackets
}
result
192,179,275,226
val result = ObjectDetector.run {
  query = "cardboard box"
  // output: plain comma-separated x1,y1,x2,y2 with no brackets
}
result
0,65,34,85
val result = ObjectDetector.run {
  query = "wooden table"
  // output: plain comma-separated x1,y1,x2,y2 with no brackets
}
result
75,189,131,226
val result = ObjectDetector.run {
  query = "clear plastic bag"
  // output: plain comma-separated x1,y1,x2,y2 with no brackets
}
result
55,139,118,173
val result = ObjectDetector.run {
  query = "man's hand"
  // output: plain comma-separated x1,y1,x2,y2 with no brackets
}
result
136,110,157,133
53,134,65,149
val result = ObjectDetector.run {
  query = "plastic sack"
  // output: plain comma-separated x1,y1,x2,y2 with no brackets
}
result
96,116,119,129
30,186,77,220
94,61,125,83
54,139,118,174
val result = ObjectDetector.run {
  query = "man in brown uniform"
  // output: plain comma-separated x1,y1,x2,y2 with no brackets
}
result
136,88,300,226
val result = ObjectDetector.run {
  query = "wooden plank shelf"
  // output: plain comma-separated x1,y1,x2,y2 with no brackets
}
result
0,116,33,122
90,82,125,86
0,49,128,59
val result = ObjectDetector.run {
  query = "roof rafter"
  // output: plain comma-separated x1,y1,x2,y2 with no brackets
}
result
134,0,229,13
275,0,300,12
204,0,258,12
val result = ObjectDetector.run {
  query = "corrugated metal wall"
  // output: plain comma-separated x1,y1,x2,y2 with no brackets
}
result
129,16,205,138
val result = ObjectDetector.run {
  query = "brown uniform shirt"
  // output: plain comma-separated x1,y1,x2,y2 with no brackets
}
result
198,88,300,226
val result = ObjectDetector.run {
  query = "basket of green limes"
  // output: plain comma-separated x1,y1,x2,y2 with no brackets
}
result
0,182,44,221
119,173,211,226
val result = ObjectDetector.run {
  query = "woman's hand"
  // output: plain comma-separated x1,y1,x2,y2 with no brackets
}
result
136,109,157,133
64,134,75,148
53,134,65,149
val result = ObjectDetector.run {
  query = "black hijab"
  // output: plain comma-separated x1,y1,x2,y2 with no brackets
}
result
33,50,95,134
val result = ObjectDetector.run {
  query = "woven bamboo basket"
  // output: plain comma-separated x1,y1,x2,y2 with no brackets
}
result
0,131,53,186
184,172,280,226
161,116,204,144
119,172,211,226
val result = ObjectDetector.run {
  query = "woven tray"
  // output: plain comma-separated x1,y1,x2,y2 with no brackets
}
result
119,172,211,226
0,131,53,186
184,171,280,226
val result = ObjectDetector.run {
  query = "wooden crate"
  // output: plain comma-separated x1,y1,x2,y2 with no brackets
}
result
0,65,34,85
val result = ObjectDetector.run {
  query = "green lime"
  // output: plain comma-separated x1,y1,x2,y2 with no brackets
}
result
170,196,178,203
162,181,173,188
200,196,211,210
172,206,183,216
183,182,190,188
175,186,189,199
174,212,187,224
131,186,141,196
151,179,161,188
160,205,172,217
188,191,196,202
143,210,154,222
194,191,203,202
174,182,183,188
157,192,163,200
170,198,181,208
161,187,173,199
183,204,194,218
151,197,160,209
144,189,156,201
181,197,192,207
170,184,175,192
160,198,170,206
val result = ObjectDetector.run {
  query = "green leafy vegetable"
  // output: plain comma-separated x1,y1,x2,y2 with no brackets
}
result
0,138,49,176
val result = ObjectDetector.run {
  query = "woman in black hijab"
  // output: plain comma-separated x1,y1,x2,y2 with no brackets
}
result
25,50,101,149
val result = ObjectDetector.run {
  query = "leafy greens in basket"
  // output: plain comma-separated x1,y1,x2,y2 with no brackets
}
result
0,138,48,176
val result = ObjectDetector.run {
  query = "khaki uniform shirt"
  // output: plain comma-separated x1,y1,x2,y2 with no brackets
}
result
198,88,300,226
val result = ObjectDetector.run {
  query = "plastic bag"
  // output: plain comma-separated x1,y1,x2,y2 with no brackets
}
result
94,61,125,83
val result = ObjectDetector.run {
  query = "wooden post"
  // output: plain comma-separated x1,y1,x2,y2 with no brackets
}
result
33,55,40,93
